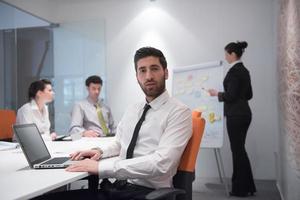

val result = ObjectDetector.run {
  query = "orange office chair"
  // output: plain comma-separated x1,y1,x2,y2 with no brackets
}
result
145,111,205,200
0,109,16,142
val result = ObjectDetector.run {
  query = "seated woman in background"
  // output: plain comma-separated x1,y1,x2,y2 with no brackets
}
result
15,79,57,141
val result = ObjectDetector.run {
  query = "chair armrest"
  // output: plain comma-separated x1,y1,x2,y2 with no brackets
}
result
145,187,185,200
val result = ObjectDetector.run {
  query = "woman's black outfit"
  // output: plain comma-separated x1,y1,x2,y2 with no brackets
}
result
218,62,256,197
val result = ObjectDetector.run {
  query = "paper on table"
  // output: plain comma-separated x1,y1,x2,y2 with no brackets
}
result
0,141,19,151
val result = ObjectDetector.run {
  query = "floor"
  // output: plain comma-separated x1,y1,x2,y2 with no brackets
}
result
70,179,281,200
192,180,281,200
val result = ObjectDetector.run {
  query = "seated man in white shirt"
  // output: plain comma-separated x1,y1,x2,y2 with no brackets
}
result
69,75,116,137
34,47,192,200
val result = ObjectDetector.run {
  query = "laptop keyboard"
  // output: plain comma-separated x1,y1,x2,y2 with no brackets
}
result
43,157,69,165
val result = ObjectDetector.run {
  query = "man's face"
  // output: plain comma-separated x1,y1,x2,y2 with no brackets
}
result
136,56,168,102
87,83,101,101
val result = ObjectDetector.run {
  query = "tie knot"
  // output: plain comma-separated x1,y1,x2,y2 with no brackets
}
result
144,104,151,111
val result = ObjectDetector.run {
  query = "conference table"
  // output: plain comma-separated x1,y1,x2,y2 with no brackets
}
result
0,137,115,200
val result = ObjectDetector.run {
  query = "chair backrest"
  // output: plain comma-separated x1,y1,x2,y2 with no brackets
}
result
173,111,205,200
0,110,16,141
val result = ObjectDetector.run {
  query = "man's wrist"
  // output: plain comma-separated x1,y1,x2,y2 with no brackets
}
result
91,147,103,158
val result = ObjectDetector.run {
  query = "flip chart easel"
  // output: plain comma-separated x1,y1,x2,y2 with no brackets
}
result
172,61,229,195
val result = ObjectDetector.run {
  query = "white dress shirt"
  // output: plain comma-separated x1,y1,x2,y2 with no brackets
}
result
98,90,192,189
69,97,116,136
15,100,51,140
230,60,242,67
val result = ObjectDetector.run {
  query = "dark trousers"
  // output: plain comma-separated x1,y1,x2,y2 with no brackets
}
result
32,182,154,200
226,116,256,195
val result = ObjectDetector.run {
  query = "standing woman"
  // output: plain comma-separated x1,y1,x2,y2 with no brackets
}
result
208,41,256,197
15,79,57,141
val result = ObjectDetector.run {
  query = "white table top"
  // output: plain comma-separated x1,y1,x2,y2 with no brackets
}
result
0,137,114,200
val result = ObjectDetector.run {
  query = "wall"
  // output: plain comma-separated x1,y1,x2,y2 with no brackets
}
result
53,20,106,133
1,29,18,109
16,28,53,107
5,0,279,182
0,1,49,29
0,1,53,110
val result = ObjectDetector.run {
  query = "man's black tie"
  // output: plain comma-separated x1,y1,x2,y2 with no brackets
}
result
126,104,151,159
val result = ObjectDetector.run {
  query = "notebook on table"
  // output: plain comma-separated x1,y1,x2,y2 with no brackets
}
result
53,132,82,141
13,123,73,169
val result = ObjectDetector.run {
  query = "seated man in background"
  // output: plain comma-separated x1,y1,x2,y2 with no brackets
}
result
69,75,116,137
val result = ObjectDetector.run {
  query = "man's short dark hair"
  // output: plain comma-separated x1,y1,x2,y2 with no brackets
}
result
134,47,167,71
85,75,103,87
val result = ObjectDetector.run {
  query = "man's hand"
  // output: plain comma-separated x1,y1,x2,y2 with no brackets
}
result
83,130,99,137
50,132,57,141
66,159,98,174
70,149,102,161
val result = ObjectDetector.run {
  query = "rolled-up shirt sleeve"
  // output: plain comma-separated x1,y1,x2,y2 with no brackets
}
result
69,103,86,135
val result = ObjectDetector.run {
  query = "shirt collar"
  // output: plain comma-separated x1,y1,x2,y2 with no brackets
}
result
147,90,169,110
87,96,102,106
30,100,47,111
230,60,242,67
30,100,39,110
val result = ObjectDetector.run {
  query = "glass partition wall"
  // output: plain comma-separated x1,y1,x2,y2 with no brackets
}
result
53,20,106,133
0,1,106,134
0,1,55,128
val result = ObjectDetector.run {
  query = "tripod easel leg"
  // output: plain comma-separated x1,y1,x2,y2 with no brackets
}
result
214,148,230,196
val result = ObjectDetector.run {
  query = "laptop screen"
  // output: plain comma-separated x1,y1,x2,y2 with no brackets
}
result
13,124,51,167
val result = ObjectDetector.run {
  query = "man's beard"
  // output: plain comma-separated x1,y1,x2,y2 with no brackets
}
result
138,78,166,100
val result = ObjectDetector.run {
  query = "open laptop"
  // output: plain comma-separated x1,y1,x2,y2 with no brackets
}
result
13,123,72,169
